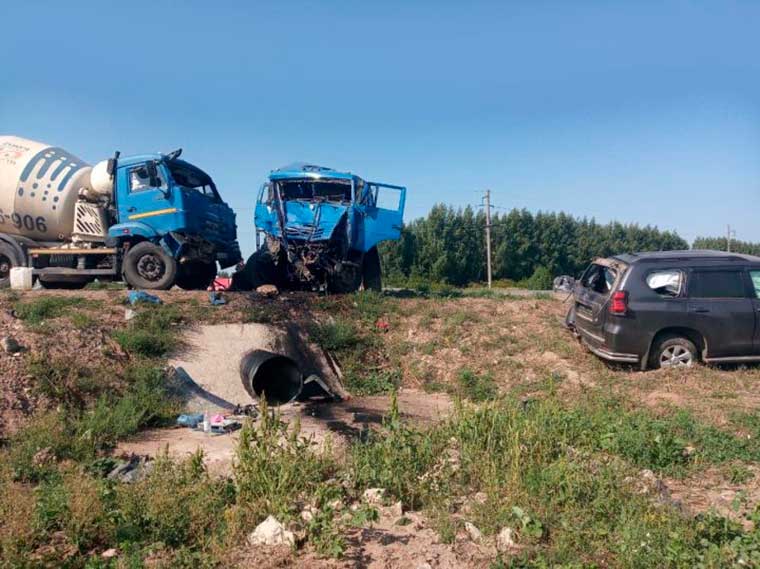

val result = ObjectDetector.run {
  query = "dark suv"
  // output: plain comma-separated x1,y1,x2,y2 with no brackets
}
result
565,250,760,369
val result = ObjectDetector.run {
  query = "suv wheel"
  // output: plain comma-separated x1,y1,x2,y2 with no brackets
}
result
651,336,698,369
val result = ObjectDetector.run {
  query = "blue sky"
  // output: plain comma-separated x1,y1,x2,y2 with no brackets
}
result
2,1,760,256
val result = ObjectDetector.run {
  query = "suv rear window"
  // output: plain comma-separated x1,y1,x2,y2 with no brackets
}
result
581,263,617,294
688,270,746,299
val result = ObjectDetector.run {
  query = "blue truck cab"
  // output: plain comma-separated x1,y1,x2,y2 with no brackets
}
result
235,163,406,292
106,150,241,289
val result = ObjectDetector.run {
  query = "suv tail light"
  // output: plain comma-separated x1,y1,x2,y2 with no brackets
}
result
609,291,628,315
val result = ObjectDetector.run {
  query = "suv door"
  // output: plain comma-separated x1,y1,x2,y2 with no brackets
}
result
686,268,755,357
573,261,620,344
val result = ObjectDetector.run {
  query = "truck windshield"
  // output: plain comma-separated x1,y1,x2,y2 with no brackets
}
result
278,179,352,203
167,160,220,202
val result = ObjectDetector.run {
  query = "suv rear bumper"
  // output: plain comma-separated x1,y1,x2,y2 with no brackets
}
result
580,334,640,363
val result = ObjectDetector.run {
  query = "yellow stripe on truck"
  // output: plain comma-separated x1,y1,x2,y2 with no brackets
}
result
127,208,178,220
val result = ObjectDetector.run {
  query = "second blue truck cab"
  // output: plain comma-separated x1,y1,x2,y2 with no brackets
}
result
234,163,406,292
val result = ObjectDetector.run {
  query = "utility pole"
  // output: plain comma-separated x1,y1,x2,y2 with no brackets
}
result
727,224,735,252
484,190,493,289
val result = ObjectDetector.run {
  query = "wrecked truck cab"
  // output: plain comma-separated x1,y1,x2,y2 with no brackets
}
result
235,163,406,293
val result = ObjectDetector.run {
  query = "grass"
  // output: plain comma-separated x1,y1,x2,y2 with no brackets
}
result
309,318,362,351
6,377,760,566
456,368,498,401
27,353,106,409
8,362,179,483
113,304,183,358
7,292,760,567
240,303,280,323
14,295,88,325
348,392,760,567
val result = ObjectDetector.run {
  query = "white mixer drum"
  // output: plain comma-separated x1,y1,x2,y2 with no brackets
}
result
0,135,92,241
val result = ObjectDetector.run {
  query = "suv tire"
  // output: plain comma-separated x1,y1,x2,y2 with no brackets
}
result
650,335,698,369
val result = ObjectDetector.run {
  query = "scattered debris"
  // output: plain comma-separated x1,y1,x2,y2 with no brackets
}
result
176,413,204,428
300,507,317,523
208,291,226,305
101,548,118,559
1,335,23,354
363,488,386,505
124,308,136,321
464,521,482,542
248,515,295,547
107,455,153,483
127,291,162,306
376,318,390,332
232,403,259,418
256,284,279,297
496,527,517,552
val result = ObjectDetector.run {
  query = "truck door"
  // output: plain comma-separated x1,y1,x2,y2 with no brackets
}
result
686,268,755,357
117,162,174,226
360,182,406,251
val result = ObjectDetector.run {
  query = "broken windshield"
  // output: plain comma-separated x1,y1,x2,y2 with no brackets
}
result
167,160,220,201
278,179,352,203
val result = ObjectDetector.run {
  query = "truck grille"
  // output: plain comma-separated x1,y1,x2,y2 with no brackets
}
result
285,224,325,240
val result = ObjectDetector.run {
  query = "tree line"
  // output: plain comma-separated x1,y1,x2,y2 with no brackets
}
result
692,237,760,256
379,204,689,287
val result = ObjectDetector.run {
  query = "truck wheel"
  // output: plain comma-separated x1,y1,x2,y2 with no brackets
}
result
176,261,217,290
650,335,698,369
231,249,283,291
123,242,177,290
362,247,382,292
0,242,20,288
329,263,362,293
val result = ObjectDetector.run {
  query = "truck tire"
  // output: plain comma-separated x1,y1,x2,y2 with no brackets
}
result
362,247,382,292
176,261,217,290
232,249,283,291
329,263,362,293
123,242,177,290
0,242,21,288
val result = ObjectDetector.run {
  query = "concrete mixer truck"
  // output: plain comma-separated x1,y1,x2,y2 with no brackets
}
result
0,136,241,289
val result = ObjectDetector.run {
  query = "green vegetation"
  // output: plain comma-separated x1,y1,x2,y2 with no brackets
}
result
456,368,498,401
349,393,760,567
240,302,281,324
380,205,688,286
14,295,88,325
113,304,183,358
693,236,760,256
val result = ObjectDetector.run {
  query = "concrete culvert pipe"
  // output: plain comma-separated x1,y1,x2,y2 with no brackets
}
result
239,350,303,406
